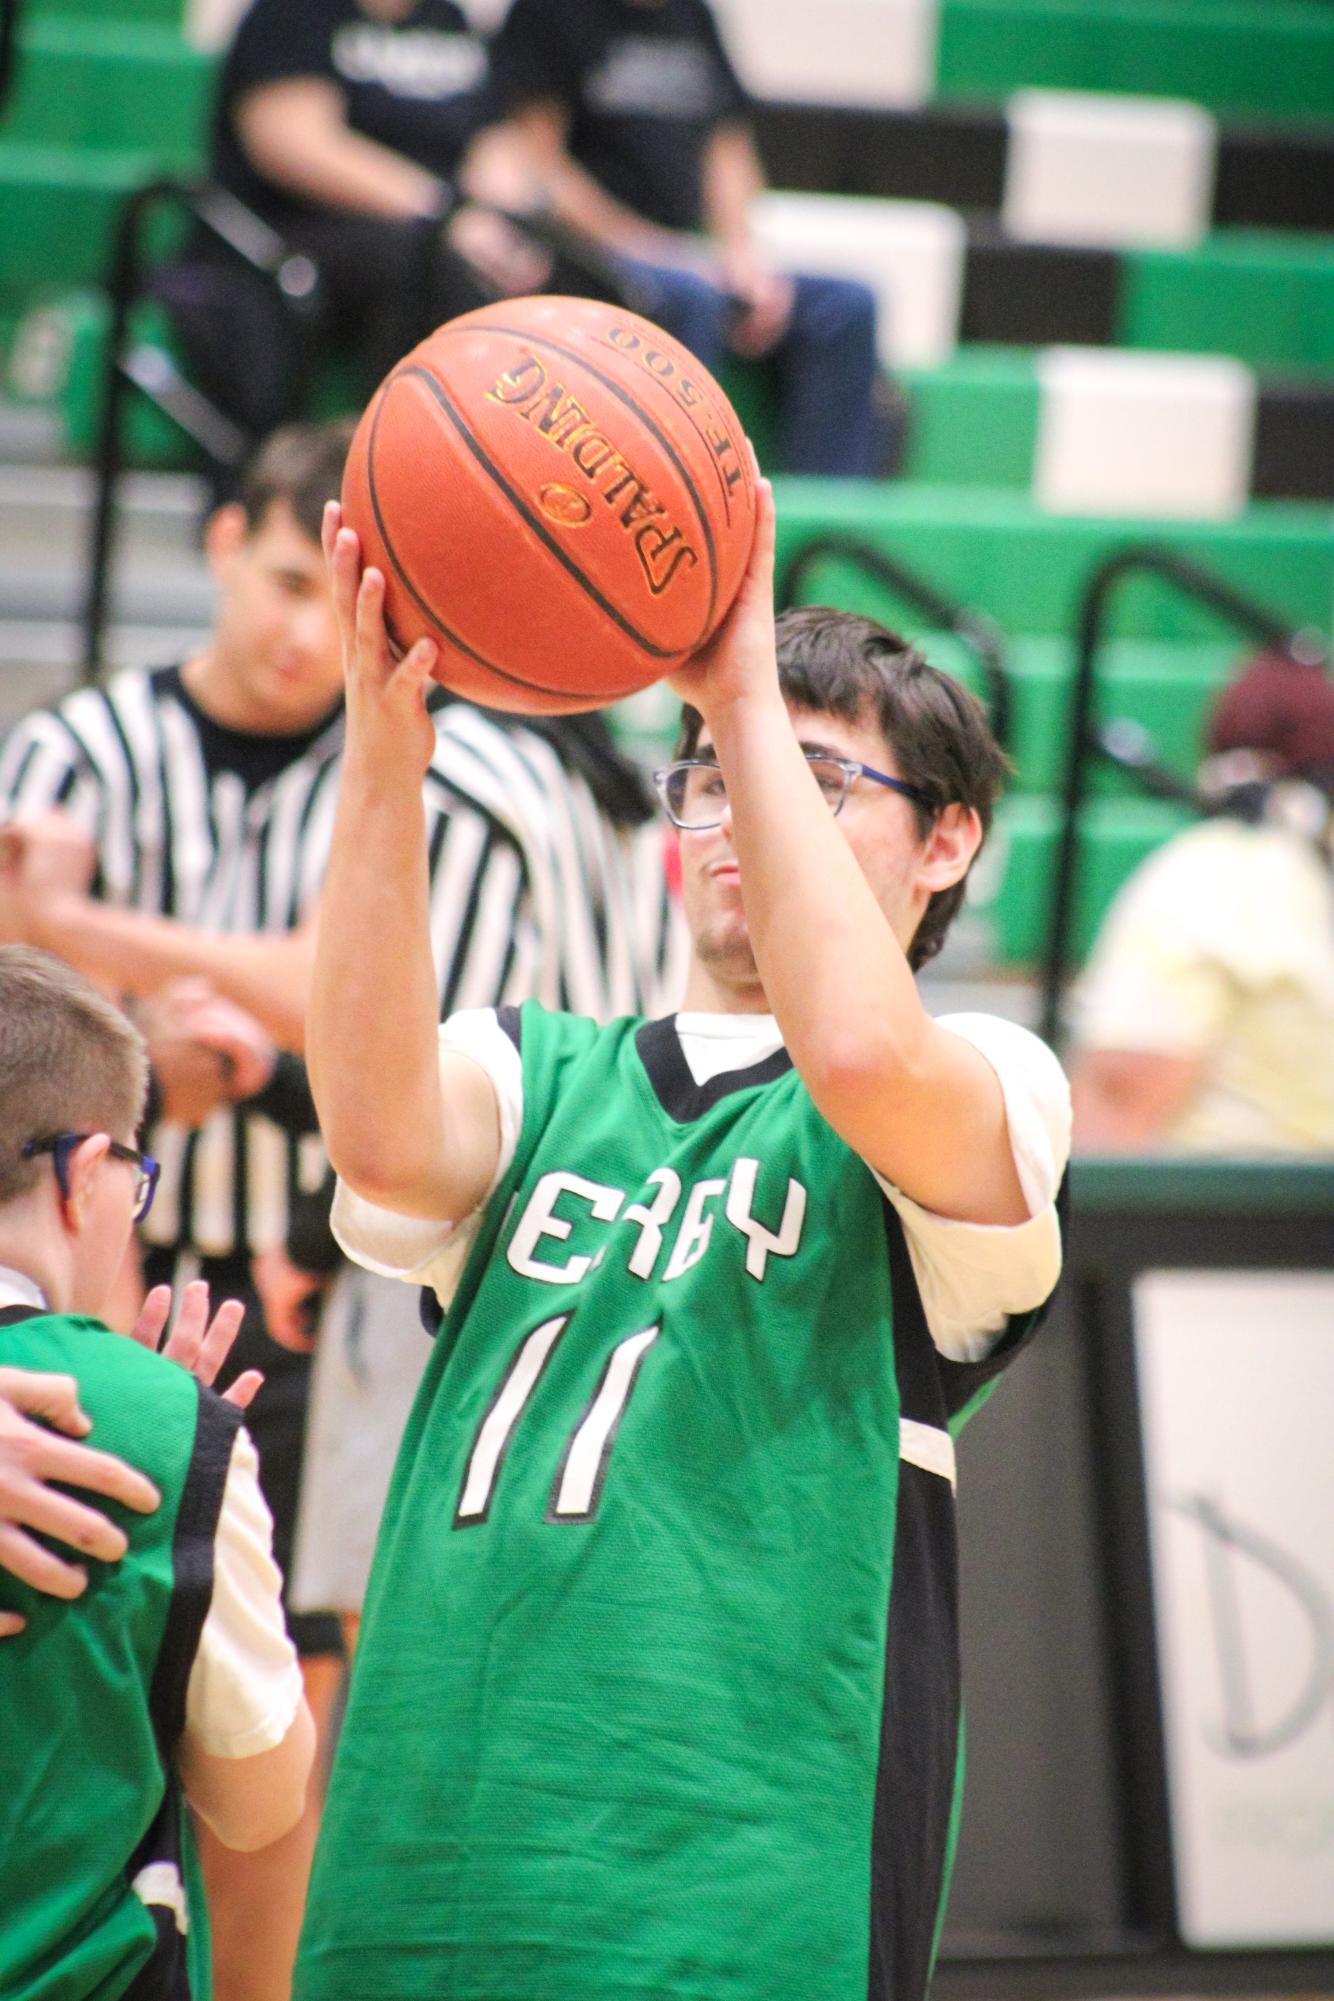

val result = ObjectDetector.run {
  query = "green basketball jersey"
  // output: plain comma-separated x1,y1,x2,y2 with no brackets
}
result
0,1308,240,2001
298,1006,1054,2001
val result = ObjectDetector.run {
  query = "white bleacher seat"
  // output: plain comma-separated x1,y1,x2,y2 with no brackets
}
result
1003,90,1217,250
184,0,249,49
714,0,939,109
1033,348,1256,519
749,192,964,368
461,0,511,27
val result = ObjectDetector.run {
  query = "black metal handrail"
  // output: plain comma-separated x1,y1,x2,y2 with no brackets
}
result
0,0,19,117
776,531,1013,750
1039,542,1329,1046
81,174,326,678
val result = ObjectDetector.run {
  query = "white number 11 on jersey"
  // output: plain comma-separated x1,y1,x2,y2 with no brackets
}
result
454,1315,661,1528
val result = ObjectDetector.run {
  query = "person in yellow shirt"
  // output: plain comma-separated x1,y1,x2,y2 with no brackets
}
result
1070,651,1334,1153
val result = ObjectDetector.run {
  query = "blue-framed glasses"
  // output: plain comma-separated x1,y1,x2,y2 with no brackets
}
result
23,1133,160,1223
654,753,938,831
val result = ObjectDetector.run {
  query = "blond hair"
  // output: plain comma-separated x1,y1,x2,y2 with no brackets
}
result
0,947,148,1202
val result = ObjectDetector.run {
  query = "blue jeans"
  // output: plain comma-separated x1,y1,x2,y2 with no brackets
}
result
612,254,881,478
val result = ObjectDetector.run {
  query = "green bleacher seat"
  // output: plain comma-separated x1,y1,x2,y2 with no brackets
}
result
935,0,1334,123
900,351,1041,488
1,19,210,168
1120,232,1334,373
0,145,163,293
771,483,1334,644
24,0,185,19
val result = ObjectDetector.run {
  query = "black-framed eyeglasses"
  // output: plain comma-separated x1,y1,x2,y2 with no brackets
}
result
653,753,938,831
22,1133,160,1223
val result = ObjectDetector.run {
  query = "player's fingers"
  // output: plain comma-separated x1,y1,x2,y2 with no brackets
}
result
8,1478,130,1562
0,1520,88,1599
194,1297,246,1388
329,525,363,642
751,476,776,567
394,636,439,696
355,565,394,679
321,498,343,565
733,477,775,610
0,1367,92,1436
221,1368,265,1409
128,1284,172,1353
161,1278,208,1374
34,1431,160,1515
0,1610,27,1638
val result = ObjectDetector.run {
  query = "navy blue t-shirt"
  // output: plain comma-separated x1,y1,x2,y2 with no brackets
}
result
212,0,498,225
490,0,749,234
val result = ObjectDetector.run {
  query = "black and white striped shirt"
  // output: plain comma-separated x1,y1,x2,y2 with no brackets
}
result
0,675,684,1261
0,664,345,1261
421,702,684,1026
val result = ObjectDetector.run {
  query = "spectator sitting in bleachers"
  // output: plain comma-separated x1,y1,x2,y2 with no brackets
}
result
488,0,886,477
176,0,551,439
1069,650,1334,1154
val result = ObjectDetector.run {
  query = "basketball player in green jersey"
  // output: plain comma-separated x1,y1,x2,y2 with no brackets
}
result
296,478,1071,2001
0,945,315,1999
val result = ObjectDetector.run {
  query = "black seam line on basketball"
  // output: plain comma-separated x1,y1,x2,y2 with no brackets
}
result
586,329,738,530
404,364,702,662
432,324,721,636
438,327,720,633
365,384,629,702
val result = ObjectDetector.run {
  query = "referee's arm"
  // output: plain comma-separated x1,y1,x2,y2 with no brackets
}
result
24,894,315,1054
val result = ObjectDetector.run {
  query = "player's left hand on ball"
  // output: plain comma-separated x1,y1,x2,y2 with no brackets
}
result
668,463,778,720
132,1280,263,1410
322,502,438,775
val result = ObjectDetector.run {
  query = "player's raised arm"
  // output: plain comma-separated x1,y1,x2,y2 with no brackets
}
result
670,482,1027,1227
307,507,502,1224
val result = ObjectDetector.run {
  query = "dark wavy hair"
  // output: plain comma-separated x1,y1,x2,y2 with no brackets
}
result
676,606,1010,970
237,419,357,543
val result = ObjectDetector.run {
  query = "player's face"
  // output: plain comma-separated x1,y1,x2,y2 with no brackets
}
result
203,500,344,734
678,704,946,997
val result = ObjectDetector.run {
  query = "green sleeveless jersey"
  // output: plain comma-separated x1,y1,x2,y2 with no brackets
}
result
299,1005,1054,2001
0,1308,240,2001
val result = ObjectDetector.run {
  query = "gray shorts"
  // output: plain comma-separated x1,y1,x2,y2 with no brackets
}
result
290,1264,434,1616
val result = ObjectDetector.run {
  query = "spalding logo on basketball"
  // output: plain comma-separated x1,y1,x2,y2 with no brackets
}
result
342,295,759,714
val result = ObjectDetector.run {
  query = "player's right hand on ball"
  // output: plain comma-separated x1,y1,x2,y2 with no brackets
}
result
322,501,438,778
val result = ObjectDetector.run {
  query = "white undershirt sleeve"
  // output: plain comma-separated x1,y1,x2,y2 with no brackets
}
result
185,1427,304,1759
873,1014,1072,1364
329,1007,525,1310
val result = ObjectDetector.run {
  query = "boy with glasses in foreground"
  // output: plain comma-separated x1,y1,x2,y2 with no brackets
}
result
298,483,1071,2001
0,946,314,2000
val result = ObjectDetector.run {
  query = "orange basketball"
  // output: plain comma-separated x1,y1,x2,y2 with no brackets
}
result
341,294,758,714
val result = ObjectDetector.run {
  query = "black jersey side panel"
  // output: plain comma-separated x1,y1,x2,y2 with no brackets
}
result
126,1385,241,2001
867,1206,962,2001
